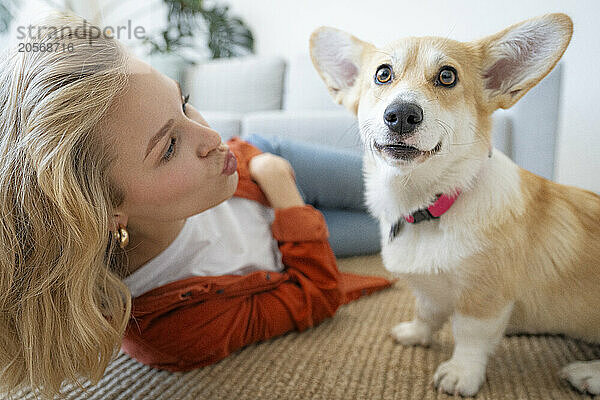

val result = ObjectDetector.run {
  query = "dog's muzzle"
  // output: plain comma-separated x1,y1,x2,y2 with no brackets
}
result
383,101,423,136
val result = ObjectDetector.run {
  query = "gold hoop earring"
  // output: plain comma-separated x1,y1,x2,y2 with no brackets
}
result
114,225,129,249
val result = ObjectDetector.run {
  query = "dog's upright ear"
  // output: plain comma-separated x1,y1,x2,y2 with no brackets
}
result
476,13,573,110
310,27,373,114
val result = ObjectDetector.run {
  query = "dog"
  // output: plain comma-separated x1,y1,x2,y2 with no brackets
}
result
310,13,600,396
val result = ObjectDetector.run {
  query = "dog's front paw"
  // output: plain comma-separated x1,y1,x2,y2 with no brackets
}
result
560,360,600,395
390,320,432,346
433,358,486,397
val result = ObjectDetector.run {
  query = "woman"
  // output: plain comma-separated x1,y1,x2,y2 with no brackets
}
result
0,11,392,399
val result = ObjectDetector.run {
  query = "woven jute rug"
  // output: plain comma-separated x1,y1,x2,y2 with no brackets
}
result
12,254,600,399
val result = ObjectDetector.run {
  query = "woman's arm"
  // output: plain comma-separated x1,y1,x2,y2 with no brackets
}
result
247,152,304,209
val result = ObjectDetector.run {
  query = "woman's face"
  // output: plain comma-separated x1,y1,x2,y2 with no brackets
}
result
103,56,238,227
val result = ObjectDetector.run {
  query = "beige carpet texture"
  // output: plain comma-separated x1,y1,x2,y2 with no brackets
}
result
11,255,600,400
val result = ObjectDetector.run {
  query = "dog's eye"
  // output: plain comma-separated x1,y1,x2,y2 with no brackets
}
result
437,66,458,87
375,64,393,85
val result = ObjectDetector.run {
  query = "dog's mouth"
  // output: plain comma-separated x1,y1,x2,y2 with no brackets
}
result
373,141,442,161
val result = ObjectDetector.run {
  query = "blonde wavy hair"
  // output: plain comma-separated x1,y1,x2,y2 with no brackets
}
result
0,10,132,399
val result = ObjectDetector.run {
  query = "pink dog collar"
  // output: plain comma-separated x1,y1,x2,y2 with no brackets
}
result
404,191,460,223
389,191,461,241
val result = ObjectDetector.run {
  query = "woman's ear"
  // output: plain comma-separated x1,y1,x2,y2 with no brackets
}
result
476,13,573,110
309,27,374,114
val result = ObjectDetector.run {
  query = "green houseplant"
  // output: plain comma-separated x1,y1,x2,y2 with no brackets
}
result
144,0,254,61
129,0,255,81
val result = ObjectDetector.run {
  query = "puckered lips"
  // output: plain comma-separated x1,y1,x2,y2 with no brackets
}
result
373,140,442,161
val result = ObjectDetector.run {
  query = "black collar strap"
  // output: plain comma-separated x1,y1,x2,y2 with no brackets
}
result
389,208,440,241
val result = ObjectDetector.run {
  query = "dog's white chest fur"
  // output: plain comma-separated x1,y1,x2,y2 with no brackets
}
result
380,219,476,275
364,149,524,275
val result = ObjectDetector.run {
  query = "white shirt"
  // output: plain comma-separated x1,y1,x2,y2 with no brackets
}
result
123,197,285,298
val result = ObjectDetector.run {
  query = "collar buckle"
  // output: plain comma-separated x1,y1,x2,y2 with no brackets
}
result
410,208,438,224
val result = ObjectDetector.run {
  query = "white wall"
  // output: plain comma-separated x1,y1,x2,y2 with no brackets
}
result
226,0,600,193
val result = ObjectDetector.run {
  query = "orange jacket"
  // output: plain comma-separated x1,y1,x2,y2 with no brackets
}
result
121,137,393,371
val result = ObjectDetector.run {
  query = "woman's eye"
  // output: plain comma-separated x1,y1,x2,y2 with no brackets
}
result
437,66,458,87
375,64,393,85
162,137,177,162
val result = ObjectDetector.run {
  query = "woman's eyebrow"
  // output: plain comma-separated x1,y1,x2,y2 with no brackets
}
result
143,81,183,162
144,118,174,161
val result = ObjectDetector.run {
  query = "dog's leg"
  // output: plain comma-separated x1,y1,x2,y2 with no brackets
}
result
390,289,451,346
433,303,513,397
560,360,600,395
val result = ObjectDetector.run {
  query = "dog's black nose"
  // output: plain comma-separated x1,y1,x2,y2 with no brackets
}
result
383,102,423,135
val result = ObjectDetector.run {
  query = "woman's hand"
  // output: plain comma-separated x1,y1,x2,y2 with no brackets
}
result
249,153,305,209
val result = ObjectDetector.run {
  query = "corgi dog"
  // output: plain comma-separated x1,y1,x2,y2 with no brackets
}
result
310,14,600,397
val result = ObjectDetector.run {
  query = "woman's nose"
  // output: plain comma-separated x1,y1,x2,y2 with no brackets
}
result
196,126,222,158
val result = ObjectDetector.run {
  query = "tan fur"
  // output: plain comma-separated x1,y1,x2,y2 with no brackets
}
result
455,169,600,344
310,13,600,396
509,171,600,341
